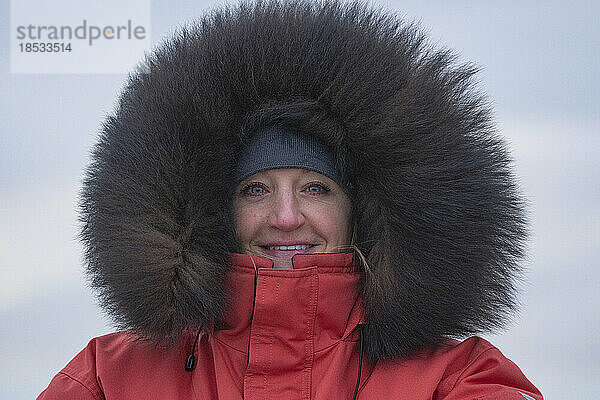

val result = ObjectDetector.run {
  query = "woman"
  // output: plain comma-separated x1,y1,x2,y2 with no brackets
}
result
39,1,542,399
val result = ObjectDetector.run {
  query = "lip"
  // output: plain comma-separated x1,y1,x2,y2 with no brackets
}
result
257,242,318,259
262,241,315,247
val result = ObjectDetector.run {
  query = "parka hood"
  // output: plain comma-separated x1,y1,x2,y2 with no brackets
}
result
80,0,528,363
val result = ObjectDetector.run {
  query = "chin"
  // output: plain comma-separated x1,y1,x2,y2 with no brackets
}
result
244,247,320,269
272,258,294,269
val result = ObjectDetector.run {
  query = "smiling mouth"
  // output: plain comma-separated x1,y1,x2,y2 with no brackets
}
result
258,244,318,258
264,244,314,251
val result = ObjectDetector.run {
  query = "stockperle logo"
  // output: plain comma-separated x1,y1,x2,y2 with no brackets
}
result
15,20,146,46
10,0,151,74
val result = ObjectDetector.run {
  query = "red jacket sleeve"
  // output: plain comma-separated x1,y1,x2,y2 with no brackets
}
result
436,344,543,400
37,371,102,400
37,339,105,400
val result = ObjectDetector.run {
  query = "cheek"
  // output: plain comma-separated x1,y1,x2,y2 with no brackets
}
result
234,204,262,245
311,204,351,244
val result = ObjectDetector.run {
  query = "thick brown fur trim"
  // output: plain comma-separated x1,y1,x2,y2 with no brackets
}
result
80,0,528,362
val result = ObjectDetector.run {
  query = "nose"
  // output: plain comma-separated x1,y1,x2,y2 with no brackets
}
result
268,188,305,231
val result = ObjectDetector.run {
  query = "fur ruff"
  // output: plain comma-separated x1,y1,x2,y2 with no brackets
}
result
80,0,528,363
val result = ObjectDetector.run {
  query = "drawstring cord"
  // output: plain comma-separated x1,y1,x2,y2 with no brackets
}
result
247,258,259,368
352,324,364,400
185,327,203,371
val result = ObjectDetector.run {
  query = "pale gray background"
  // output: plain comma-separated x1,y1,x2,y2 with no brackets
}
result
1,1,598,399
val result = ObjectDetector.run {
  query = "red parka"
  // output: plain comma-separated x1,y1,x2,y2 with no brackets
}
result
40,2,542,398
39,253,542,400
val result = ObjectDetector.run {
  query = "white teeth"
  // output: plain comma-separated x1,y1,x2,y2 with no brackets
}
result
267,244,311,250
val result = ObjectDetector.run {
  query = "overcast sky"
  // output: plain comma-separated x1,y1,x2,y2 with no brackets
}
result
1,1,599,399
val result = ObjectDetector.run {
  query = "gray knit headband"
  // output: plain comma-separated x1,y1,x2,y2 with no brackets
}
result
235,127,350,194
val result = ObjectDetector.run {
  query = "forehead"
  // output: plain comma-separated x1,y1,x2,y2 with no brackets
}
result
239,168,334,183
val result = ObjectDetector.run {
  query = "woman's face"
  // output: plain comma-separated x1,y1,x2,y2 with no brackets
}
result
233,168,352,269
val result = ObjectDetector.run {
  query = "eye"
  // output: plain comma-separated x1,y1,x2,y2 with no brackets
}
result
304,182,331,195
240,182,268,197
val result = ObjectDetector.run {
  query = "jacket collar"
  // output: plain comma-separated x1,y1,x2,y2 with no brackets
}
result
213,253,363,353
